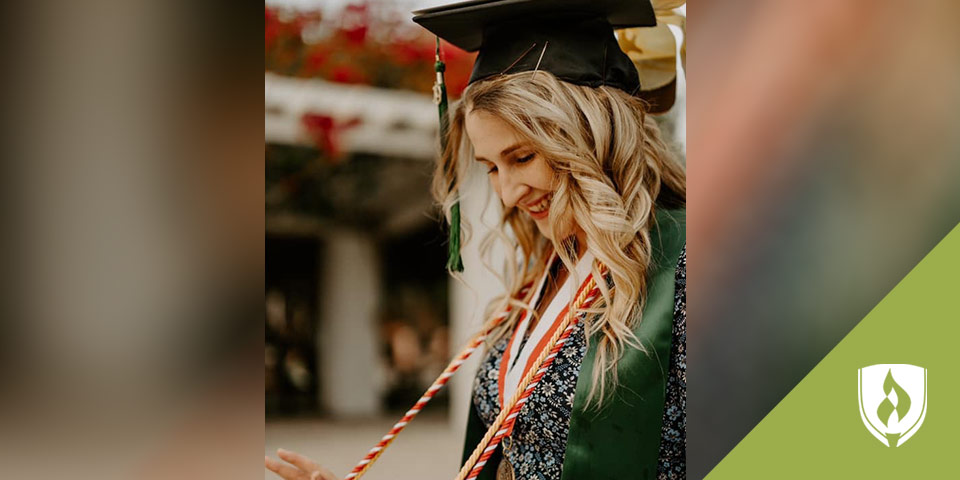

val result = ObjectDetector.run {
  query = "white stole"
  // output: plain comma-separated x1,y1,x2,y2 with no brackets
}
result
501,250,595,406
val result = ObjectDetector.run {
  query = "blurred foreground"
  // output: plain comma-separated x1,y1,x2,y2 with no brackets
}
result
688,0,960,477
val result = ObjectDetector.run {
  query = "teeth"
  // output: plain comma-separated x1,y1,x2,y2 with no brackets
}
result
528,194,552,213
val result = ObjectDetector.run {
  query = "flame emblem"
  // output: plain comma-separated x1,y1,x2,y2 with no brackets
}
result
858,364,926,447
876,369,911,428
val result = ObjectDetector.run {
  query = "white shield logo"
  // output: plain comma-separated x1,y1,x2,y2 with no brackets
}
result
858,364,927,447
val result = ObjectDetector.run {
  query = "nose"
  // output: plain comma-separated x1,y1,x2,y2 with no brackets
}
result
496,169,530,209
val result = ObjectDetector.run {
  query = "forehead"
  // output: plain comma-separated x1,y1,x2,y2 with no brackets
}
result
464,109,522,158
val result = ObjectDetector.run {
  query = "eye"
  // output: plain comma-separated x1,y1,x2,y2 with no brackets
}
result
486,164,498,174
515,153,535,164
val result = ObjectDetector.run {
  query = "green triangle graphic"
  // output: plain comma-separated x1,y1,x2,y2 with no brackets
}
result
706,222,960,479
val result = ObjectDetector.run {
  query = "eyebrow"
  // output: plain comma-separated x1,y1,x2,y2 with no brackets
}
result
475,143,527,162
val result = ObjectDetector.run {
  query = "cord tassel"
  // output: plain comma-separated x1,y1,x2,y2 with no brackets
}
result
433,37,463,272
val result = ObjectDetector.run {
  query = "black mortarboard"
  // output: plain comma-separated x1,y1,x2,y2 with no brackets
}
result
413,0,656,95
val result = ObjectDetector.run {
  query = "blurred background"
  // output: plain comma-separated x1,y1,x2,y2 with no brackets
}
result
264,2,473,478
263,1,685,479
687,1,960,478
1,1,266,479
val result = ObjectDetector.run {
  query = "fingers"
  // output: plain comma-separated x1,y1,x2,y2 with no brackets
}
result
310,466,338,480
266,448,338,480
276,448,321,473
264,455,307,480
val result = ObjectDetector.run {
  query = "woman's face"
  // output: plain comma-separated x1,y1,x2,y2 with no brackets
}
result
465,108,576,242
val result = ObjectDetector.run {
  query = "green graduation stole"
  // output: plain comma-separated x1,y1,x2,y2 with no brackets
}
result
461,208,686,480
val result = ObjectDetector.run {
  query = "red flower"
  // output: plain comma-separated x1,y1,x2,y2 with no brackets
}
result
330,65,367,84
340,3,370,46
392,42,421,66
301,113,362,159
307,49,329,70
265,8,280,51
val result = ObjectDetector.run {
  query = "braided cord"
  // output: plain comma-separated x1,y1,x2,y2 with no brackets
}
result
456,275,600,480
343,298,522,480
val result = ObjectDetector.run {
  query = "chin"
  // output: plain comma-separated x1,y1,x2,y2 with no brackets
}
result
534,221,553,241
532,209,577,243
536,226,575,245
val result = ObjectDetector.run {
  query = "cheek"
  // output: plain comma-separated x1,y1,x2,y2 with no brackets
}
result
532,162,557,191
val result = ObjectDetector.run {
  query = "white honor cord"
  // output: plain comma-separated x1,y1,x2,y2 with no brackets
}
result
502,251,595,404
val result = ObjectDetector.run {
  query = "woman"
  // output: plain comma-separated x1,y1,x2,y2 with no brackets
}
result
267,1,685,479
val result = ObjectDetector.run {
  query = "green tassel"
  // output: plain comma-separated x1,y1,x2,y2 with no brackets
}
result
447,201,463,272
435,37,462,272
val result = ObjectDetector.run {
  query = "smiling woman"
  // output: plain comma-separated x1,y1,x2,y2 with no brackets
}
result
430,5,686,472
266,0,687,479
446,70,685,341
422,3,689,471
440,65,686,479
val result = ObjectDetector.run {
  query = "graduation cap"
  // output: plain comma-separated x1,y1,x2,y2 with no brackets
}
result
415,0,659,273
413,0,657,95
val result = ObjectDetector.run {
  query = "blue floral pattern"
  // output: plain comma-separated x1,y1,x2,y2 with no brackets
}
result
471,245,686,479
472,321,587,480
657,245,686,479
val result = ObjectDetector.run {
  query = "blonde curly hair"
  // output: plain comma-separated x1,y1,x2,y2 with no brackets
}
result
432,71,685,407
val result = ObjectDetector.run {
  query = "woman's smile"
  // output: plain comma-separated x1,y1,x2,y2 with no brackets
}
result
524,193,553,219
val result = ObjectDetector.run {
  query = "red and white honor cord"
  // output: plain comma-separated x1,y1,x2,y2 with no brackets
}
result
341,273,599,480
455,279,600,480
342,307,513,480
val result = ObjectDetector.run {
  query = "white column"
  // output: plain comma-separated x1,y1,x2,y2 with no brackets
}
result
448,170,504,451
318,229,381,417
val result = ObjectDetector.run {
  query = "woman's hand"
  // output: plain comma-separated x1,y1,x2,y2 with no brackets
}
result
264,448,338,480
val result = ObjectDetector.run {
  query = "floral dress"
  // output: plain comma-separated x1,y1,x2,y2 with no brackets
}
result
471,246,686,480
